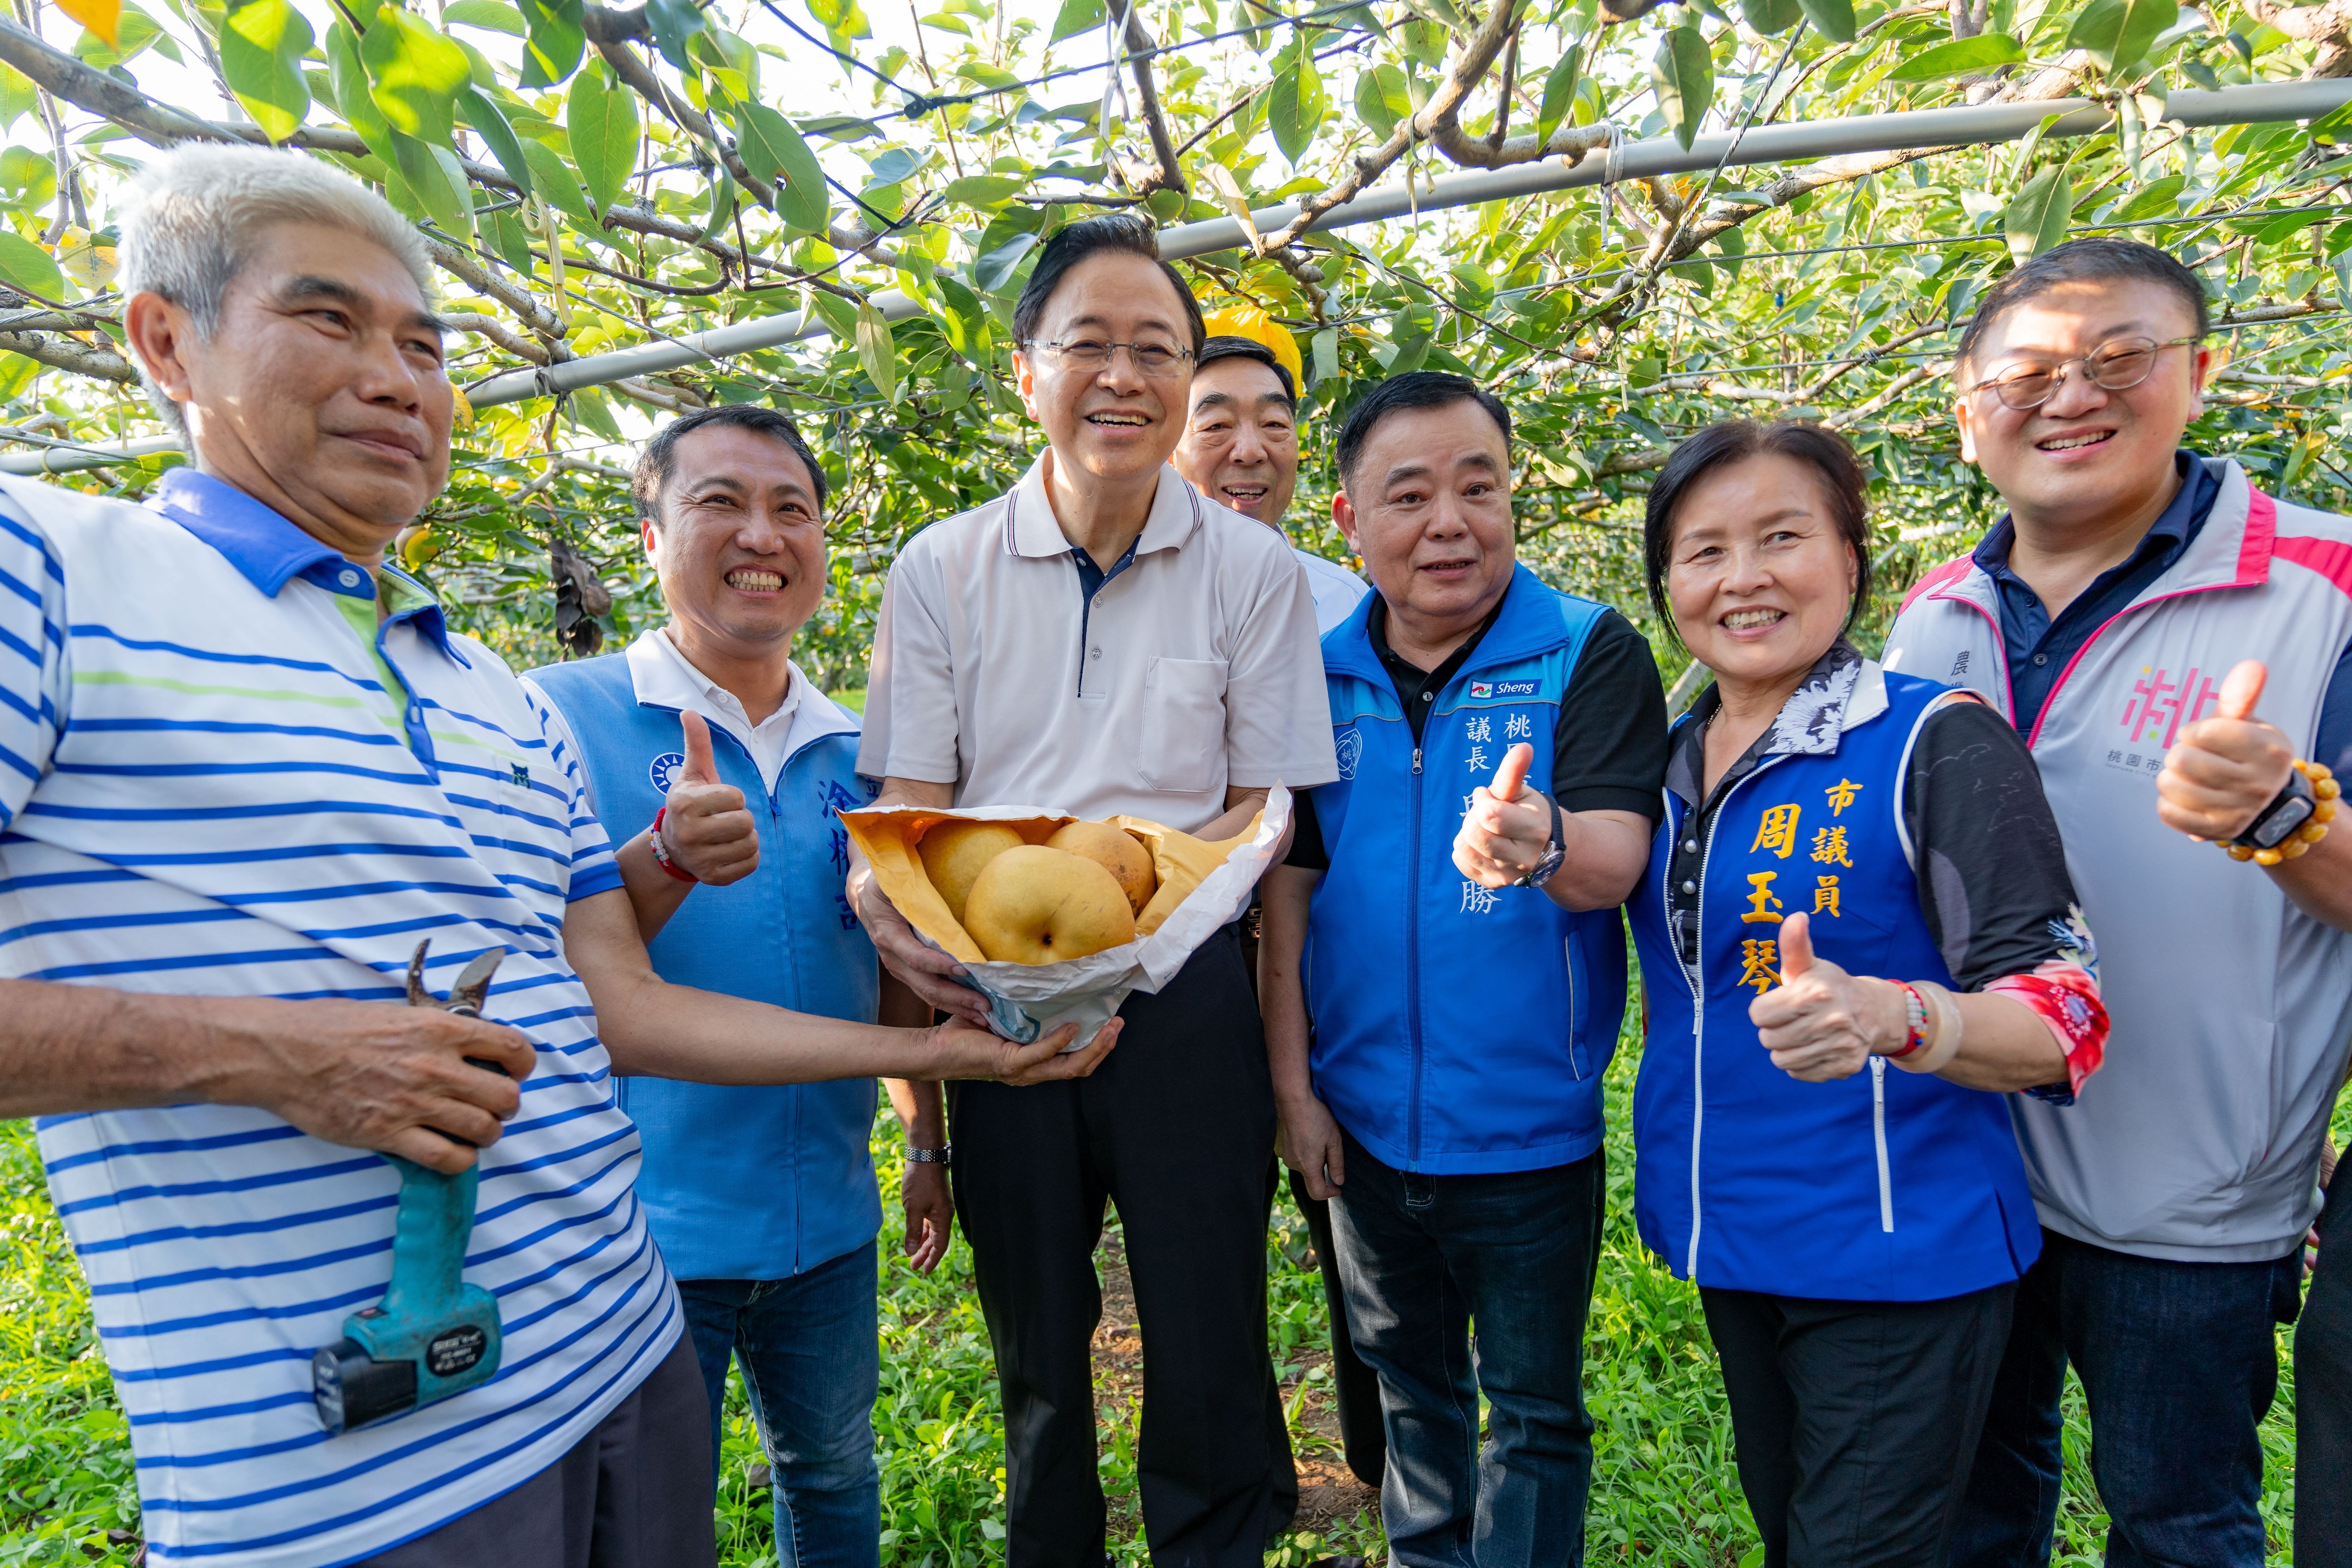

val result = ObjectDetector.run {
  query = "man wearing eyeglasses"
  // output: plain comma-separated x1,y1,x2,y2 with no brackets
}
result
1883,237,2352,1568
853,216,1338,1566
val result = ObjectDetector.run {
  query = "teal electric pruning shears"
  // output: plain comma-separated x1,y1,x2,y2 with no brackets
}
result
311,939,508,1435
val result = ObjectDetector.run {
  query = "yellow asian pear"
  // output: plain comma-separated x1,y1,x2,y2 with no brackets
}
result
962,846,1138,965
917,819,1025,925
1044,820,1157,915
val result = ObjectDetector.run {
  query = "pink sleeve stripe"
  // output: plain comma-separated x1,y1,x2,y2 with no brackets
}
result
2273,532,2352,599
1898,556,1974,614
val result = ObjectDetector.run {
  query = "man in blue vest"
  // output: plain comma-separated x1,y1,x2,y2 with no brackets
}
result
527,405,946,1568
1256,372,1668,1563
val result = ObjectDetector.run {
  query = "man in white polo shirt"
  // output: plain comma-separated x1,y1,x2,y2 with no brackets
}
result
854,215,1339,1565
0,143,1107,1568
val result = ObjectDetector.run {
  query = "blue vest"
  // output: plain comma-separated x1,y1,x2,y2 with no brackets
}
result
1303,565,1628,1175
1625,669,2042,1302
528,653,883,1283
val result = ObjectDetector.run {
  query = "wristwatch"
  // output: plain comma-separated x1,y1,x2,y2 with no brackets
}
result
2228,766,2317,852
907,1145,951,1168
1517,794,1566,889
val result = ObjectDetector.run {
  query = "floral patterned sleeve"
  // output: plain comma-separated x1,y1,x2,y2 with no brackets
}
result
1901,695,2107,1104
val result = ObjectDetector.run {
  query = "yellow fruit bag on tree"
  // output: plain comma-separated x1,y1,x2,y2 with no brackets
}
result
839,785,1294,1049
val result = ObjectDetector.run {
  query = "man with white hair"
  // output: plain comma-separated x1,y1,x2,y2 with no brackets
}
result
0,143,1110,1568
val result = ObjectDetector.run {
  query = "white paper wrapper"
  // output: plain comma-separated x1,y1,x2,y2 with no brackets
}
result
843,785,1291,1049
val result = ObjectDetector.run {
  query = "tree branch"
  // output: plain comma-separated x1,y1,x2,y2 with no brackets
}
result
2238,0,2352,76
1121,4,1188,197
0,330,137,382
1256,0,1521,253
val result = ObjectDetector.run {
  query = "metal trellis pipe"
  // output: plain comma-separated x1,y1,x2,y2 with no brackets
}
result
11,77,2352,475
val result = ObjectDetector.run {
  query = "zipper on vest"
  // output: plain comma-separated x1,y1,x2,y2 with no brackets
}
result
1684,758,1786,1282
1405,739,1425,1165
1871,1056,1894,1233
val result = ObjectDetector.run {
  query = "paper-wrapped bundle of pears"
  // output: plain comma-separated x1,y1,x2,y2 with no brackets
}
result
917,818,1158,965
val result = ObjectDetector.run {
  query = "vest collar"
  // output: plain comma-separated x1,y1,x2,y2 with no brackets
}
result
1321,562,1562,687
1918,459,2275,618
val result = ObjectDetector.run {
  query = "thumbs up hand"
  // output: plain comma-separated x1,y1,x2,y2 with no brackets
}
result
1453,743,1558,889
658,711,760,886
1749,912,1912,1083
2158,659,2297,845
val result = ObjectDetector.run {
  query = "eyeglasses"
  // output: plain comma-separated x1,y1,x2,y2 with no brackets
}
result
1967,334,2203,411
1022,338,1196,378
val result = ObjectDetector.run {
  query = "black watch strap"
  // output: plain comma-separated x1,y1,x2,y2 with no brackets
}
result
906,1145,951,1167
2230,768,2317,851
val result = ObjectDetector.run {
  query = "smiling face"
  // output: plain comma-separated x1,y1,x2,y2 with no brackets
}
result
1334,398,1516,641
1665,452,1859,694
1955,278,2210,536
642,423,828,667
128,220,452,564
1173,356,1298,524
1013,250,1192,488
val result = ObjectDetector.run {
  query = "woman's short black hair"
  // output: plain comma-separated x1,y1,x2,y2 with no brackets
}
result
1011,216,1206,357
1642,419,1872,636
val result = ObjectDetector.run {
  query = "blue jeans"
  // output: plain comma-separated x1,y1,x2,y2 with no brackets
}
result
677,1241,881,1568
1952,1227,2303,1568
1328,1132,1604,1568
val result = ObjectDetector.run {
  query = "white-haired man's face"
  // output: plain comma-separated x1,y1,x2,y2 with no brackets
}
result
124,220,453,563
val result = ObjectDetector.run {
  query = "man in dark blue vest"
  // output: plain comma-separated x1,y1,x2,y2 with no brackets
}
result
1257,373,1669,1564
527,405,948,1568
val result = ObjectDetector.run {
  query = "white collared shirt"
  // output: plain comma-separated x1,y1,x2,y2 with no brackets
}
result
1293,545,1371,634
859,455,1338,832
621,627,848,796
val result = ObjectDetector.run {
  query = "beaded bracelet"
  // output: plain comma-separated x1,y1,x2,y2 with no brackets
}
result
1887,980,1929,1060
647,807,698,884
2223,759,2340,867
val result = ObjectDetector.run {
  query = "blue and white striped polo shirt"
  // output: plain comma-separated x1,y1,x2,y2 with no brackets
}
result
0,468,679,1567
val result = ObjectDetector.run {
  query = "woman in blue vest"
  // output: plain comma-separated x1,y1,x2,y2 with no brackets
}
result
1625,420,2109,1568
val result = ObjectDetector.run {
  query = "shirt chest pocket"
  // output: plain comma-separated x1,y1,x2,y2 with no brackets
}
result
1138,657,1229,794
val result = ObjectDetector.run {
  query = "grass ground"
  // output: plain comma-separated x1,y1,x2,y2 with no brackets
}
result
2,1025,2337,1565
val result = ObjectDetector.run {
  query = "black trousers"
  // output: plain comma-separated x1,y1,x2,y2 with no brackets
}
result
2303,1189,2351,1568
355,1331,716,1568
949,926,1293,1568
1703,1282,2015,1568
1286,1164,1388,1489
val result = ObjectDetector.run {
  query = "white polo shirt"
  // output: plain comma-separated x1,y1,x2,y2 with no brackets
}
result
859,455,1338,833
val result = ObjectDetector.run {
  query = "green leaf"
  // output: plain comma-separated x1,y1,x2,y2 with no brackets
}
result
390,130,472,236
856,302,899,400
805,287,860,342
360,3,470,145
1534,51,1579,145
216,0,313,145
734,102,829,235
2004,162,2074,260
1795,0,1855,43
1268,42,1327,165
519,136,593,220
2110,173,2185,222
455,86,534,198
1651,24,1713,152
486,204,538,275
2065,0,2171,75
1353,62,1409,141
1312,325,1338,384
567,62,639,219
0,231,66,302
971,229,1038,294
1740,0,1802,36
516,0,585,88
0,64,36,136
1885,32,2024,80
444,0,524,32
700,168,738,240
325,19,392,158
644,0,704,70
940,174,1025,208
569,385,624,443
1049,0,1105,42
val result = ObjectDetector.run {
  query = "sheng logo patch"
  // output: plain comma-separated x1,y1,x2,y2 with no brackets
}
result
1469,679,1538,699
